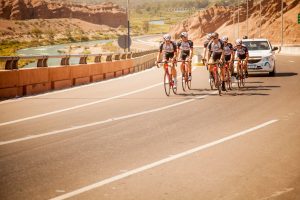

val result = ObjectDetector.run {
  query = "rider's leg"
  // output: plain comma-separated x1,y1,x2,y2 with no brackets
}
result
188,60,192,80
244,60,249,78
236,61,241,79
171,62,177,88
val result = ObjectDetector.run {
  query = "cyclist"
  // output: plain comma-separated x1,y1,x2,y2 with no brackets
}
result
207,32,226,91
233,39,249,78
156,34,178,88
177,32,194,81
202,33,212,66
222,36,234,77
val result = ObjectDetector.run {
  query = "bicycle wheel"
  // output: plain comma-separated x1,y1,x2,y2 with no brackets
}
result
217,73,222,96
164,72,171,96
182,71,187,92
241,69,246,87
187,75,192,90
209,75,214,90
172,76,177,94
226,70,232,90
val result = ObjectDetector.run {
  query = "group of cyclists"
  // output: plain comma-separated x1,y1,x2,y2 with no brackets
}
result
155,31,249,92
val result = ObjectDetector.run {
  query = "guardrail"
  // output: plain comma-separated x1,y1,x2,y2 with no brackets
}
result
0,49,157,70
0,49,158,99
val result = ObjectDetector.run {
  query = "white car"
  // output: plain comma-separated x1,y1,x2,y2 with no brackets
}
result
234,38,278,76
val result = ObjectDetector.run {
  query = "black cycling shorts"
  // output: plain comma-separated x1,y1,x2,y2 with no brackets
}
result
238,54,246,60
180,50,190,60
225,55,231,62
212,52,222,61
164,52,175,60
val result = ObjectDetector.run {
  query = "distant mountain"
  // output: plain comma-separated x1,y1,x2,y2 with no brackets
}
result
0,0,127,28
169,0,300,44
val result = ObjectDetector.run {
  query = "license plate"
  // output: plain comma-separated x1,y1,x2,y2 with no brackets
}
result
248,64,257,69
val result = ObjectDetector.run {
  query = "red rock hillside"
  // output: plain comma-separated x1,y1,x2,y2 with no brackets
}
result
0,0,127,28
170,0,300,45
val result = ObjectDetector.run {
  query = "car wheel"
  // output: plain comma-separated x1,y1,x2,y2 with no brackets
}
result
269,63,276,76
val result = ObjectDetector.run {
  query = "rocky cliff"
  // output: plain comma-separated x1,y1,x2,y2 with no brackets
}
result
170,0,300,45
0,0,127,28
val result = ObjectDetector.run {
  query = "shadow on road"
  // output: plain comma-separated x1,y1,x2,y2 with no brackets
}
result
273,72,298,77
249,72,298,77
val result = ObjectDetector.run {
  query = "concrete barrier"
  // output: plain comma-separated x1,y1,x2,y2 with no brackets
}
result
279,46,300,55
0,52,157,99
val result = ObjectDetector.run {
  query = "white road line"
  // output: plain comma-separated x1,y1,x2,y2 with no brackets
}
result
0,67,197,127
0,82,162,127
0,68,155,105
49,119,278,200
0,94,209,146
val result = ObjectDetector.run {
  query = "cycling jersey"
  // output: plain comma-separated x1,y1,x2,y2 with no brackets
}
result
159,41,177,53
177,40,193,60
204,40,210,48
224,43,233,61
208,39,224,61
234,45,248,60
159,41,177,60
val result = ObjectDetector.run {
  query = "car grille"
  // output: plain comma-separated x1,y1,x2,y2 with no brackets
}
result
248,57,262,64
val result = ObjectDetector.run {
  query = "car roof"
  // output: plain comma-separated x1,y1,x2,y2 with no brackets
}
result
242,38,269,42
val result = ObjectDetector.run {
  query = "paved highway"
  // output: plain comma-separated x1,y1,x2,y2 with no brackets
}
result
0,54,300,200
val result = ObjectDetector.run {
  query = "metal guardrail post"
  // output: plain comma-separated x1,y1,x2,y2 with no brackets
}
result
114,54,120,61
61,56,70,66
5,57,19,70
37,56,48,67
79,55,88,64
94,55,102,63
106,55,113,62
121,54,127,60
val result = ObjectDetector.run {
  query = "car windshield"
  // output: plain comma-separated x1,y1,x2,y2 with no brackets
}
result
243,41,270,50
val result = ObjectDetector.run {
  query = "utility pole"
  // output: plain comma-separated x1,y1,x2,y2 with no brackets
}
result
127,0,130,52
246,0,249,37
238,0,240,38
259,0,262,38
281,0,284,47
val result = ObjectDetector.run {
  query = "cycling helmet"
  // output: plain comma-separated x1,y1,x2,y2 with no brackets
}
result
180,32,188,38
163,34,171,41
236,39,242,45
222,36,229,42
211,32,219,39
206,33,212,40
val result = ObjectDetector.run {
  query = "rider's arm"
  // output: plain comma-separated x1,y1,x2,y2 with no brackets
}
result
189,48,194,61
245,48,249,61
156,51,161,62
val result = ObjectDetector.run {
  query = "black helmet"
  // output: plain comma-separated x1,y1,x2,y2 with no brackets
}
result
243,36,248,39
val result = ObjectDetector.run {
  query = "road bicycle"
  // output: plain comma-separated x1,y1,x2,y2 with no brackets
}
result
236,59,247,88
157,61,177,96
208,61,222,96
223,60,233,90
178,60,192,91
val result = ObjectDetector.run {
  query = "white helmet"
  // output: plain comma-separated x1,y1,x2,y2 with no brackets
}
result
180,32,188,38
222,36,228,42
236,39,242,45
206,33,212,40
163,34,171,41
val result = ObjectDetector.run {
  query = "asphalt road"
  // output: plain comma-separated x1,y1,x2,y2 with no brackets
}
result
0,54,300,200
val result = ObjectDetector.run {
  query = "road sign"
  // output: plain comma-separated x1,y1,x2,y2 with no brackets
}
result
118,35,132,50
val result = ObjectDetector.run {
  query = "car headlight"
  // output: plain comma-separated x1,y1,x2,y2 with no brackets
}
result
262,56,271,62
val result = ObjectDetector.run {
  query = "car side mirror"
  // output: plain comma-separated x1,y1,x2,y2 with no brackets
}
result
272,47,279,51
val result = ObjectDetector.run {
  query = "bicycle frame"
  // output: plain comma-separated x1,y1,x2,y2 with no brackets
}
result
210,62,222,95
157,61,177,96
178,60,191,91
